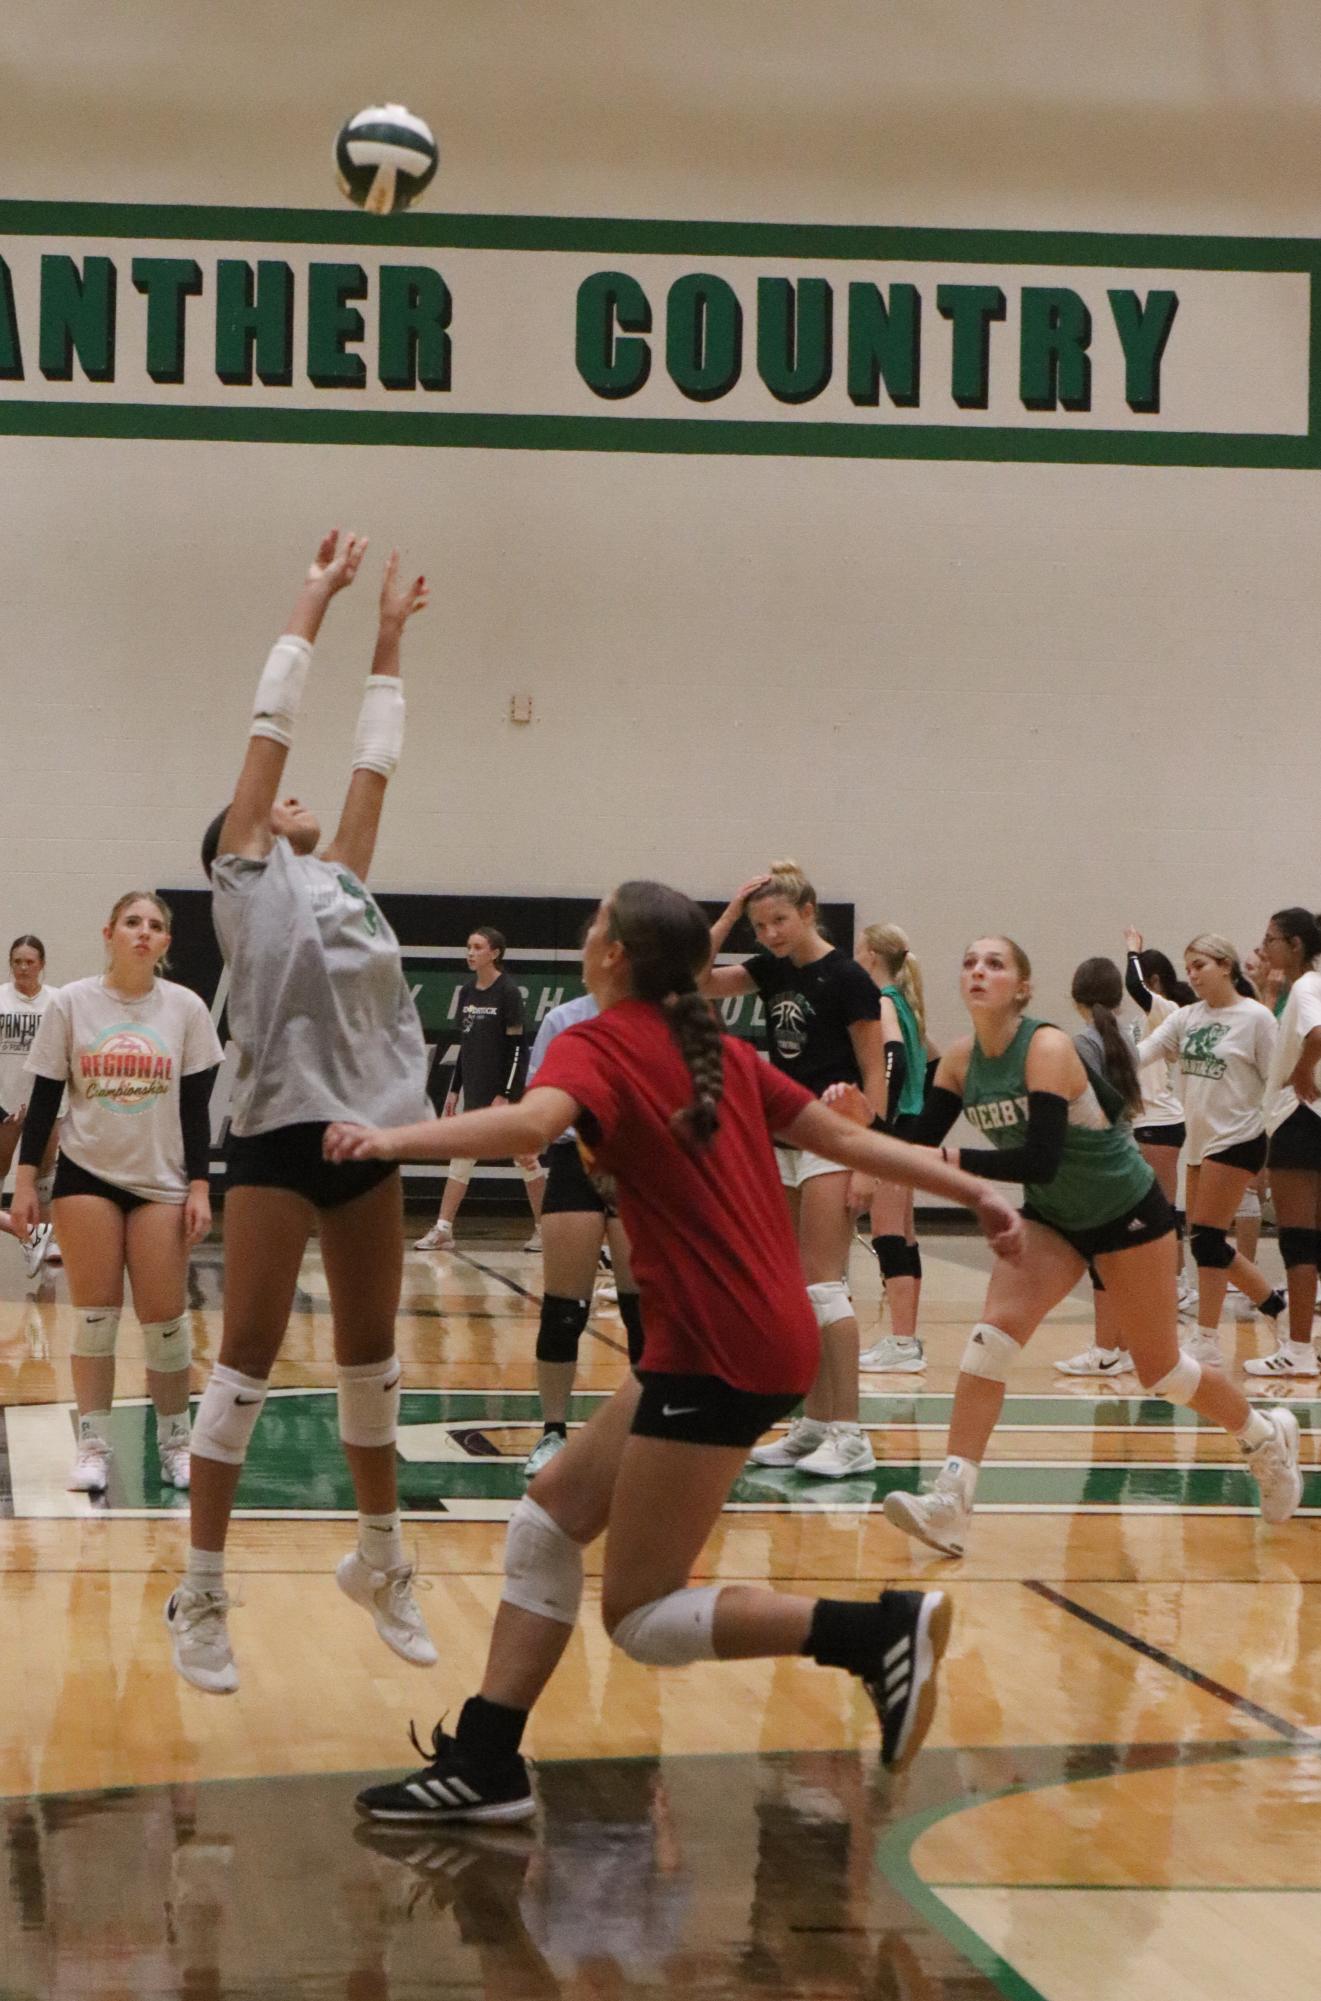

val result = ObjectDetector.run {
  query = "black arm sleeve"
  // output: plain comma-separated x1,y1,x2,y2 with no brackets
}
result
180,1069,217,1183
1125,953,1153,1015
882,1038,909,1131
17,1075,64,1168
905,1085,964,1147
956,1091,1069,1185
504,1034,529,1100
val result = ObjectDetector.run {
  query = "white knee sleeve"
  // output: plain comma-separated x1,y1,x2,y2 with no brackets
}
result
959,1322,1020,1383
445,1158,475,1186
501,1496,584,1626
518,1159,544,1186
250,633,311,749
35,1174,54,1207
1151,1351,1201,1407
610,1583,722,1666
72,1308,120,1359
190,1363,268,1466
1236,1187,1261,1222
337,1355,401,1448
807,1280,853,1329
142,1316,191,1373
352,674,406,777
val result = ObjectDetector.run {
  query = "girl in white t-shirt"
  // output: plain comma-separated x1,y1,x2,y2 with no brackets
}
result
12,893,222,1494
0,934,60,1278
1135,933,1285,1366
1248,908,1321,1379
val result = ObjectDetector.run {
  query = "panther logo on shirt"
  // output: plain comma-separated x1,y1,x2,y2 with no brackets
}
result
769,993,810,1062
79,1025,173,1114
1181,1022,1230,1081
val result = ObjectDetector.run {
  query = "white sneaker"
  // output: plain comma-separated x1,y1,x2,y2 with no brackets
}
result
883,1474,970,1557
1054,1345,1134,1377
1246,1408,1302,1525
337,1551,439,1667
165,1583,238,1694
522,1230,542,1254
414,1220,454,1252
45,1241,62,1266
1182,1328,1224,1368
1176,1276,1197,1318
67,1436,113,1493
524,1430,567,1479
1244,1347,1320,1379
22,1222,53,1280
748,1416,828,1468
159,1439,191,1488
860,1335,925,1373
794,1423,877,1479
1231,1292,1259,1321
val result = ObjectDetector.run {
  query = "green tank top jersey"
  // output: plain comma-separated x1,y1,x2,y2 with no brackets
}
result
881,984,926,1120
962,1017,1154,1233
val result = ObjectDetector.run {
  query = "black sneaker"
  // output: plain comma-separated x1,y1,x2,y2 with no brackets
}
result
863,1589,953,1772
355,1723,536,1825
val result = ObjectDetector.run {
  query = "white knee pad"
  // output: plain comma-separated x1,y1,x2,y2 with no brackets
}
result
959,1322,1020,1383
517,1159,543,1185
501,1496,584,1626
35,1174,55,1207
807,1280,853,1329
1236,1187,1262,1222
445,1158,475,1187
1151,1351,1201,1407
190,1363,268,1467
610,1583,722,1666
337,1355,402,1448
72,1308,120,1359
141,1316,191,1373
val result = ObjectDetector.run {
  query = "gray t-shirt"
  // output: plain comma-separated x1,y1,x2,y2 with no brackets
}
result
212,839,428,1136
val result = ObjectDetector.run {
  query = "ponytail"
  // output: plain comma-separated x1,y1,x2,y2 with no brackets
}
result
862,922,926,1041
609,880,726,1150
1071,956,1143,1117
664,991,724,1148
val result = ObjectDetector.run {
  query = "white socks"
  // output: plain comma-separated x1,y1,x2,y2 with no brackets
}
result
359,1512,405,1573
186,1546,225,1593
1235,1410,1273,1452
939,1455,979,1505
78,1411,109,1444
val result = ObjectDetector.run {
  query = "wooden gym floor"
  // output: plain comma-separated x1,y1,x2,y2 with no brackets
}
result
0,1216,1318,2000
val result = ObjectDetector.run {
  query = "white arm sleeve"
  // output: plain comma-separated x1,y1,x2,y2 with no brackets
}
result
251,634,312,748
352,674,405,776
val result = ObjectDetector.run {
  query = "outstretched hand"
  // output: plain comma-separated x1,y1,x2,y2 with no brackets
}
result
976,1189,1025,1262
379,550,429,629
308,528,369,595
822,1081,872,1126
324,1121,390,1163
1122,926,1144,954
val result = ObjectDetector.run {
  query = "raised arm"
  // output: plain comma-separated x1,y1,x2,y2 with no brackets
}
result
701,876,770,999
220,530,368,861
323,551,429,882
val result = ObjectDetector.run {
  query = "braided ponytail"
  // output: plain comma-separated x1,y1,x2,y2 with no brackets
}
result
608,880,726,1150
664,990,724,1146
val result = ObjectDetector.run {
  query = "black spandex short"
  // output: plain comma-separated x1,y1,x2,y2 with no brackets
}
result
225,1122,398,1211
1202,1132,1268,1176
1022,1179,1176,1263
1267,1105,1321,1173
53,1154,154,1214
540,1138,613,1217
1133,1121,1186,1150
631,1371,802,1449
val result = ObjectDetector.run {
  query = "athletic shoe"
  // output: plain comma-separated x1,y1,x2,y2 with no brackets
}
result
863,1589,954,1772
860,1335,925,1373
336,1552,439,1667
356,1722,535,1824
883,1473,970,1557
413,1220,453,1252
164,1583,238,1694
67,1436,113,1493
1176,1276,1197,1318
1246,1408,1302,1525
21,1223,53,1280
524,1430,566,1480
749,1416,828,1468
1181,1328,1224,1368
1054,1345,1134,1377
1231,1292,1260,1320
45,1241,62,1266
794,1422,877,1479
159,1439,191,1488
522,1230,542,1254
1244,1347,1320,1379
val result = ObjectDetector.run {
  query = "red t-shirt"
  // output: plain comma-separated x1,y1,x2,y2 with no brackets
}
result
534,998,819,1394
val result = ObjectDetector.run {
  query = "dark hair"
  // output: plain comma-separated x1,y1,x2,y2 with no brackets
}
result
1270,906,1321,967
1137,947,1194,1008
1071,956,1142,1116
9,934,45,964
201,807,230,882
471,926,507,965
608,880,724,1149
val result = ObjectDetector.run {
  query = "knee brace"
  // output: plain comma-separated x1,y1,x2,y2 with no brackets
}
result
190,1362,268,1466
610,1583,721,1666
1150,1351,1201,1406
959,1322,1020,1383
141,1316,191,1373
337,1355,402,1448
618,1291,645,1369
1190,1224,1234,1269
1278,1227,1321,1270
1236,1187,1261,1223
807,1280,853,1329
445,1158,474,1187
35,1173,54,1207
536,1294,590,1365
501,1496,584,1625
518,1158,544,1186
72,1308,120,1359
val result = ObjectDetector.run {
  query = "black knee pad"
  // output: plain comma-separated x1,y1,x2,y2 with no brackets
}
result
618,1291,645,1368
900,1242,922,1281
871,1235,908,1281
1190,1224,1234,1270
1278,1226,1321,1270
536,1294,590,1364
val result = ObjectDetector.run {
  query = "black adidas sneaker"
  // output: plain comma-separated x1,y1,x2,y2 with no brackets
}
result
864,1589,953,1772
356,1723,536,1825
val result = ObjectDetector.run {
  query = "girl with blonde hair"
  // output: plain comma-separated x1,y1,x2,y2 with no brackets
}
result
854,924,929,1372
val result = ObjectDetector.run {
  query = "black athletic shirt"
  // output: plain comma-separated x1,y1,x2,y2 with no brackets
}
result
451,971,528,1108
743,948,880,1097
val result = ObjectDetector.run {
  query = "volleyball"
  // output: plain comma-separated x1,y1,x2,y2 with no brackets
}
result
333,104,438,215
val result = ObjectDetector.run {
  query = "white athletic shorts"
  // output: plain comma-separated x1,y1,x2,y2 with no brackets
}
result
775,1144,846,1190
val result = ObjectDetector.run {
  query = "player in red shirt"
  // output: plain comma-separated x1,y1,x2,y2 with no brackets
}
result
325,880,1023,1824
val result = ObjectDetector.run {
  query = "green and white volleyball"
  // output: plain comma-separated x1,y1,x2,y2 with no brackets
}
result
333,104,439,214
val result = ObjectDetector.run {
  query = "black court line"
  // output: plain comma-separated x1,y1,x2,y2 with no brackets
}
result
456,1250,628,1357
1026,1578,1317,1743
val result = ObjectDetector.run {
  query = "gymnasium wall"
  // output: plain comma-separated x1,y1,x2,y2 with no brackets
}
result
3,2,1320,1049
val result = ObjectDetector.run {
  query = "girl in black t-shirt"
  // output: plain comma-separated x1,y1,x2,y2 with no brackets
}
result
704,860,886,1481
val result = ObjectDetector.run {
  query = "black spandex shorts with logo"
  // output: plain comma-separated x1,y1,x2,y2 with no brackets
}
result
1267,1105,1321,1173
1202,1132,1269,1176
53,1154,153,1215
540,1139,614,1217
1133,1121,1187,1150
631,1371,802,1448
225,1122,398,1211
1022,1180,1176,1263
